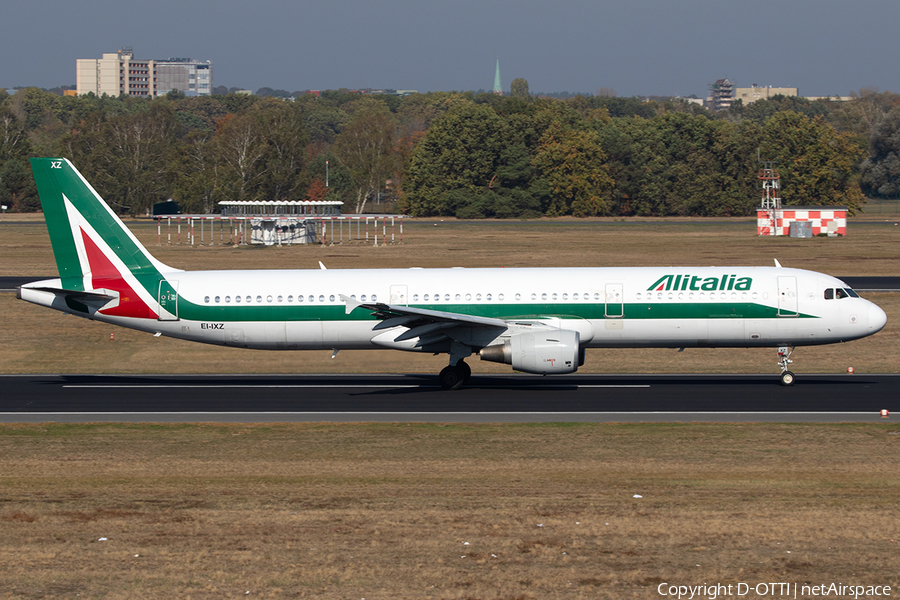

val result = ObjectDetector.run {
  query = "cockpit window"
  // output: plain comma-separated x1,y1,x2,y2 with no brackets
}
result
846,288,860,298
824,289,834,300
835,288,849,299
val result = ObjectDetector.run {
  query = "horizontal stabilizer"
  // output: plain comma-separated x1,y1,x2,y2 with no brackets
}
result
27,286,117,303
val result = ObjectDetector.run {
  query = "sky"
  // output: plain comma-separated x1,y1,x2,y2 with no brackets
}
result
2,0,898,98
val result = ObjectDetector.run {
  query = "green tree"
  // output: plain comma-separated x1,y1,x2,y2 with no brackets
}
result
214,112,269,203
532,123,613,216
860,107,900,197
332,107,397,213
60,103,180,215
253,99,308,202
760,112,865,213
510,78,530,99
405,103,507,216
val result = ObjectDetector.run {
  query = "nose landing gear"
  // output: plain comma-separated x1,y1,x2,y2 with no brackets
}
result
777,346,795,386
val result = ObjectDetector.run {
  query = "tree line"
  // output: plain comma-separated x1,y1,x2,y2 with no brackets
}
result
2,85,899,217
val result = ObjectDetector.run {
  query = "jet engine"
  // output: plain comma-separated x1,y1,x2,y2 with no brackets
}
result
479,329,582,374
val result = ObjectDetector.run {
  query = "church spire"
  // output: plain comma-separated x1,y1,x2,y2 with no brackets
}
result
493,58,503,95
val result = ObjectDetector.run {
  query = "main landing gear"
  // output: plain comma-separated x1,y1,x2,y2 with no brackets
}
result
439,360,472,390
777,346,795,386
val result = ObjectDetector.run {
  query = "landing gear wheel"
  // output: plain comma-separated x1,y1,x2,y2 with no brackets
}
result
439,365,465,390
456,360,472,382
776,346,795,387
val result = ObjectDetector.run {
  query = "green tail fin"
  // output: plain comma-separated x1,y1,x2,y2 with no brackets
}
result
30,158,175,292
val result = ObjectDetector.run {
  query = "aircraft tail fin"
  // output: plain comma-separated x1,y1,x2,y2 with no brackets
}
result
29,158,178,293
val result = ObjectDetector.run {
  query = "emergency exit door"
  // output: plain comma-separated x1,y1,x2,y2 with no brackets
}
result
777,276,798,317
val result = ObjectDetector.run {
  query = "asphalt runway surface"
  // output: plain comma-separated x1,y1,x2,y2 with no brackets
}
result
1,373,896,423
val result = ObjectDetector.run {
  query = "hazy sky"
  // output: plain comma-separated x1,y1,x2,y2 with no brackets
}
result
2,0,897,98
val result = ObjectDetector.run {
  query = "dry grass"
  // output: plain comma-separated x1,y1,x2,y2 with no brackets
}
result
2,215,900,275
2,217,898,375
0,422,898,599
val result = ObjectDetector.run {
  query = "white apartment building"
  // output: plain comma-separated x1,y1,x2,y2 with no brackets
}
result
76,48,213,98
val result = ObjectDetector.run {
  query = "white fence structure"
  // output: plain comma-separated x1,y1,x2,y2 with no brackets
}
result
155,215,404,247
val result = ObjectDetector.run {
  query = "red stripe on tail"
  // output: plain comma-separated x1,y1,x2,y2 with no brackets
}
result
81,228,158,319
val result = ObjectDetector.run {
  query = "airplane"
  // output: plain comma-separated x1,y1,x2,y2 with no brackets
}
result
18,158,887,389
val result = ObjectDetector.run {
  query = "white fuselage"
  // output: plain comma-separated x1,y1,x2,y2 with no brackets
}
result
21,266,887,353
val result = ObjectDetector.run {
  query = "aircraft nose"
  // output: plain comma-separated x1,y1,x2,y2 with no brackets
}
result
868,302,887,333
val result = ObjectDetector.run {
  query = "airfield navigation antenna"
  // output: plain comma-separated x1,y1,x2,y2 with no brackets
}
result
758,158,781,236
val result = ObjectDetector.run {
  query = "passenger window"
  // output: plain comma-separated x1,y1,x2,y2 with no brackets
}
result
277,295,283,303
235,296,241,303
204,296,210,303
824,289,833,300
215,296,221,303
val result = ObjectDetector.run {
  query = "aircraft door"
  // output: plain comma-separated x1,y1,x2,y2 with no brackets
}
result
158,280,179,321
777,276,798,317
390,285,408,306
605,283,623,317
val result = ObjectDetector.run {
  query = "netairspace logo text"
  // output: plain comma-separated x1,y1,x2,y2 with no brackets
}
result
657,582,892,599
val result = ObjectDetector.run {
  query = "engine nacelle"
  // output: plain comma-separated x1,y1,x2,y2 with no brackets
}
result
480,329,581,374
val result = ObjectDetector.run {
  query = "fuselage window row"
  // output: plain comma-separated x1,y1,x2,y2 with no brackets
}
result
200,287,866,306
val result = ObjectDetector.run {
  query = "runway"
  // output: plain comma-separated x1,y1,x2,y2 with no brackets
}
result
1,373,896,423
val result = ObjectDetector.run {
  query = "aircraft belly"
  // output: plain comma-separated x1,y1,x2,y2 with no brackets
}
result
285,321,325,349
323,320,379,350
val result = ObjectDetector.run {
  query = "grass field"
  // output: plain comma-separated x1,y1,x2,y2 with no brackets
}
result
1,422,898,599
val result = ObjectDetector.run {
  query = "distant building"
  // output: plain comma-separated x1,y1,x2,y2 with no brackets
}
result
493,59,503,96
76,48,213,98
707,78,734,111
735,84,798,104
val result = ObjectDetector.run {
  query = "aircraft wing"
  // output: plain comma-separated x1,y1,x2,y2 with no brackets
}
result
340,294,507,346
